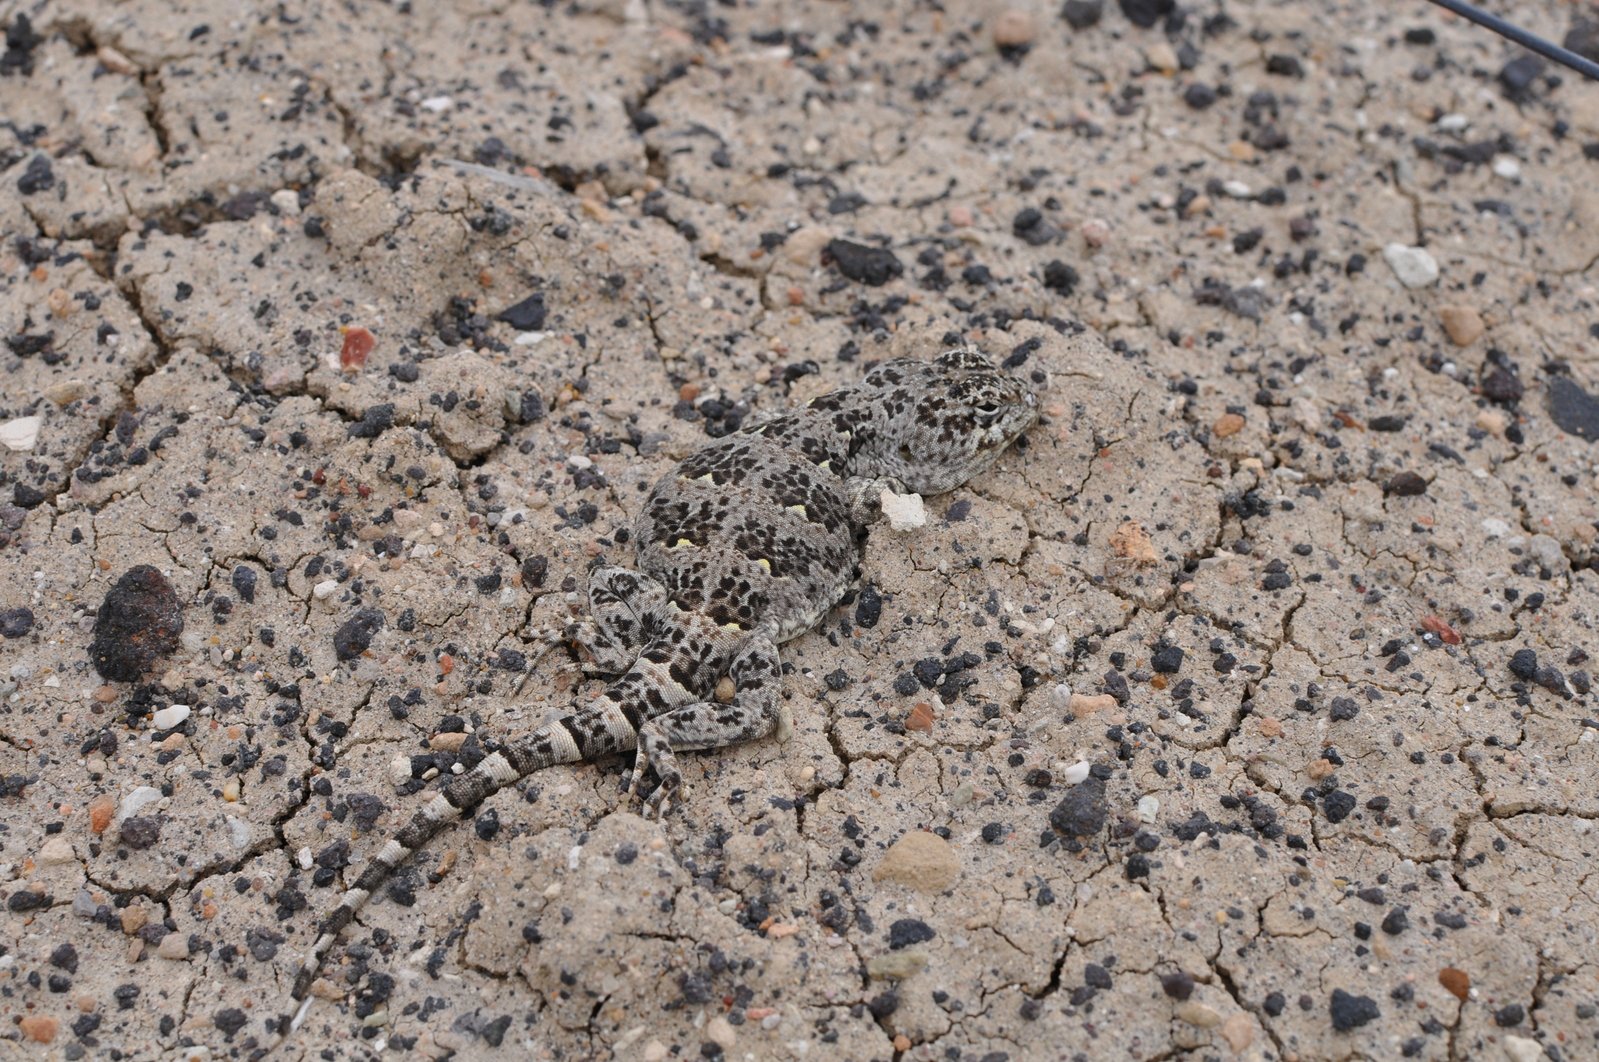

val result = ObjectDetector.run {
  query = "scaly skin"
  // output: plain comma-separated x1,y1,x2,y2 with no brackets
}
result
284,346,1039,1028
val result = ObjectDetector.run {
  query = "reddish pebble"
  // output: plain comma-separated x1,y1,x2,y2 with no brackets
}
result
340,327,376,372
1438,967,1470,1000
905,702,935,732
1420,614,1461,645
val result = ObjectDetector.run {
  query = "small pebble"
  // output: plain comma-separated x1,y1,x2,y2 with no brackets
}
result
1438,304,1484,346
19,1015,58,1043
1176,1001,1221,1028
1220,1012,1254,1050
1145,42,1179,73
1382,243,1439,288
116,785,162,827
150,704,190,730
992,10,1036,48
1213,413,1245,438
0,415,43,452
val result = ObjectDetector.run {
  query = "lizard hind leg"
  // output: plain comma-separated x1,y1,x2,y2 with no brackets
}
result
628,633,785,818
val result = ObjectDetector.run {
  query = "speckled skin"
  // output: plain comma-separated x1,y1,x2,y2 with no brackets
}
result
286,348,1037,1022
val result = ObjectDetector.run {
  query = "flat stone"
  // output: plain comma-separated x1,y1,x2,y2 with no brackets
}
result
873,830,960,892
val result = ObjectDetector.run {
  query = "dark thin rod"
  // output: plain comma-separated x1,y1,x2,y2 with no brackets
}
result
1425,0,1599,82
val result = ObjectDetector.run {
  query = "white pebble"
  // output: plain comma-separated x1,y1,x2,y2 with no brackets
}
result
567,844,583,870
567,454,594,471
420,95,453,112
1221,180,1252,198
150,704,190,730
270,188,301,216
1137,795,1160,824
880,490,927,531
1435,113,1469,132
227,816,252,848
1528,534,1567,572
116,785,162,826
298,846,314,870
1503,1035,1545,1062
313,579,338,600
1382,243,1439,289
1481,518,1511,538
0,415,42,452
1491,157,1520,180
1060,760,1091,785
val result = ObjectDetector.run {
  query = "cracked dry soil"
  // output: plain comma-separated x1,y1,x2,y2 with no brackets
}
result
3,1,1599,1059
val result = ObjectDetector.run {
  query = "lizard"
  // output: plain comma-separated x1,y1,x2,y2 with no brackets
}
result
285,345,1039,1028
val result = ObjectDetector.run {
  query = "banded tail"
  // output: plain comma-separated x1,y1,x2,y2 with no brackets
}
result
287,702,640,1021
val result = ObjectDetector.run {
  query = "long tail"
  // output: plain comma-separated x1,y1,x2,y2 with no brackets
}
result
287,703,641,1017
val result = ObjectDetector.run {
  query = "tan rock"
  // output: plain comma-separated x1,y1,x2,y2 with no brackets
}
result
993,10,1036,47
1070,693,1118,716
157,932,189,960
705,1015,736,1050
1219,1012,1253,1051
1213,412,1245,438
429,731,468,752
1306,757,1335,780
1438,304,1484,346
1176,1000,1222,1027
120,904,148,935
1475,409,1506,436
38,836,76,866
874,830,959,892
20,1015,58,1043
1110,519,1158,563
1146,42,1179,74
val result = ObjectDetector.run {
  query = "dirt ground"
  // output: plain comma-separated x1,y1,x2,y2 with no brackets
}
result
3,0,1598,1058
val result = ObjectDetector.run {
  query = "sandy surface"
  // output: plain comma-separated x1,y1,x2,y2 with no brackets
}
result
3,0,1599,1058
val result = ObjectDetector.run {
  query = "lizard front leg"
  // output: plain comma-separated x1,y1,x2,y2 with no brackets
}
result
626,633,785,817
529,565,667,676
845,475,908,526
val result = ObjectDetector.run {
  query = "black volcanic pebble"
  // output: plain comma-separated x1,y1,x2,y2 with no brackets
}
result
1119,0,1173,29
1329,989,1380,1031
496,292,547,331
825,239,903,286
1384,471,1427,497
1049,778,1107,836
90,565,185,682
333,608,385,661
1061,0,1103,30
0,607,33,639
1547,375,1599,442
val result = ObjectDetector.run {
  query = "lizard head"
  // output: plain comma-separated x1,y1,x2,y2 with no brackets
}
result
856,347,1038,494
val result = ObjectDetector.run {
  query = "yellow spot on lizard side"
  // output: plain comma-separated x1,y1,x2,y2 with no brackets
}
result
786,504,807,517
756,558,771,572
721,622,744,632
672,538,694,548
